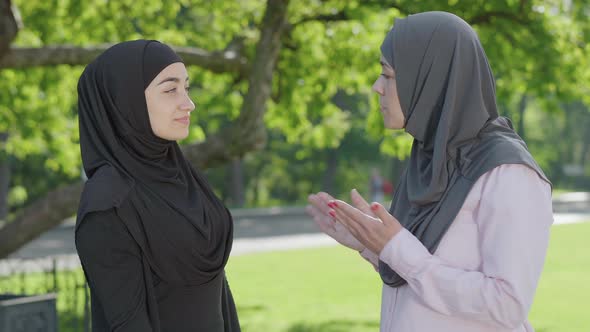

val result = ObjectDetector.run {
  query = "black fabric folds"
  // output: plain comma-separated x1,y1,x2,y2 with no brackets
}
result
76,39,237,330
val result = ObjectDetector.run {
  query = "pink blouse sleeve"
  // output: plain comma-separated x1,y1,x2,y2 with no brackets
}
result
359,247,379,270
378,164,553,329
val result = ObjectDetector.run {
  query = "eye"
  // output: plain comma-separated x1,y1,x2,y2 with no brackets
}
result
185,86,190,92
164,88,176,93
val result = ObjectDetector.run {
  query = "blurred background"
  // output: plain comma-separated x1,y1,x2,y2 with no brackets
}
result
0,0,589,331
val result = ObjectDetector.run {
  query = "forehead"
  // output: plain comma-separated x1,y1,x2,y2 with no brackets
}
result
379,56,393,70
155,62,189,79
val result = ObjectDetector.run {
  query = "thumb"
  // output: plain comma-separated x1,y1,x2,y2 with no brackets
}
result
370,202,395,226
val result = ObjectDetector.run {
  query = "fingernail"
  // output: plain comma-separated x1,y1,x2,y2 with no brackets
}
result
327,202,334,208
371,203,379,211
331,201,339,207
329,210,336,217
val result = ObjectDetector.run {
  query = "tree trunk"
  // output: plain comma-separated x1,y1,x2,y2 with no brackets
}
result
0,0,291,259
517,94,527,141
0,0,20,56
230,158,245,207
321,148,338,193
0,132,9,221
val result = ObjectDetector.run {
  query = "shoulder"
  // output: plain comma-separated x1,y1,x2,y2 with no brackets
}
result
480,164,551,191
461,127,550,187
75,207,140,259
76,165,134,231
473,164,552,211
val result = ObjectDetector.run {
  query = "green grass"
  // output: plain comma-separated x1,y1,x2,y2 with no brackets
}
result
226,247,381,332
528,222,590,332
226,222,590,332
1,222,588,332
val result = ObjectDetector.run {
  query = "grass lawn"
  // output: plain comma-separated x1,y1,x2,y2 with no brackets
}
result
226,246,381,332
528,222,590,332
1,222,588,332
226,221,590,332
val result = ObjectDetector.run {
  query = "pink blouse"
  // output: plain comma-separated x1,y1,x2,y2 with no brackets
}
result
360,164,553,332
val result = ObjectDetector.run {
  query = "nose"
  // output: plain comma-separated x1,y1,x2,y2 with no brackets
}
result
372,76,384,96
180,94,195,112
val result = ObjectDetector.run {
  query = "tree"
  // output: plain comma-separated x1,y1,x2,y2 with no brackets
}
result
1,0,589,258
0,0,290,258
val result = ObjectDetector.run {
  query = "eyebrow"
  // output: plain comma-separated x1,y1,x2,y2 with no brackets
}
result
157,76,190,86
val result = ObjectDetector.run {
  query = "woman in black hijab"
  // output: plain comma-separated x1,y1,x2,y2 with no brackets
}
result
307,12,553,331
75,40,240,332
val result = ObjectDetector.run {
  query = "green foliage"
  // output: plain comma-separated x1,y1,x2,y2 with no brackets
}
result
4,0,590,209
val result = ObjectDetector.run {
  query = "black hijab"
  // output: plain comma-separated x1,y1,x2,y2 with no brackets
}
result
378,12,550,287
76,40,233,286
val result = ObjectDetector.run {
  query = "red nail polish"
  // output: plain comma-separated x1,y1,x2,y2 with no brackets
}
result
371,203,379,211
329,210,336,217
327,202,334,208
332,201,339,207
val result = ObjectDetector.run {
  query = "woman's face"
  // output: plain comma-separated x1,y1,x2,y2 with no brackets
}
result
145,62,195,141
372,55,405,129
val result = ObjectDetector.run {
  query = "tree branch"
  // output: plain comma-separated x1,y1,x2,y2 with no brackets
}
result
294,10,351,26
0,44,249,76
0,0,21,56
0,181,83,259
468,11,527,25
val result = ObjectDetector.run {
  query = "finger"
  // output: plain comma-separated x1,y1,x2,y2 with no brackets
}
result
330,200,376,238
308,194,331,215
305,204,321,219
350,189,374,216
331,206,364,239
331,199,380,228
307,205,337,233
317,191,335,200
317,192,336,209
370,202,396,227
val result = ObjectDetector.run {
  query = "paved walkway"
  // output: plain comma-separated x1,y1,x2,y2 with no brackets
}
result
0,193,588,275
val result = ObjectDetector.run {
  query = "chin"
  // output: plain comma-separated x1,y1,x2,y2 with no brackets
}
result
385,122,403,130
161,132,189,141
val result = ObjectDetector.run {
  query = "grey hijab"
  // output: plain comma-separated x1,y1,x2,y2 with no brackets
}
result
378,12,550,287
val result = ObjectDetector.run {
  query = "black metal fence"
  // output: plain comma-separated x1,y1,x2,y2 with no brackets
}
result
0,256,90,332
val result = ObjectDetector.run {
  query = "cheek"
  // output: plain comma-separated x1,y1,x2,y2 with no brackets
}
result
147,100,172,132
390,82,401,110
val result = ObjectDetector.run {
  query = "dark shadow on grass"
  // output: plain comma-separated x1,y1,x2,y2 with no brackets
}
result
237,304,267,314
287,319,379,332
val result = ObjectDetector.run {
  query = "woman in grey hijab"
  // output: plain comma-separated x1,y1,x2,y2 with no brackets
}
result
306,11,552,332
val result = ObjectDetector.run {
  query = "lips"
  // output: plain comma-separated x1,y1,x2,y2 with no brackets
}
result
175,116,190,125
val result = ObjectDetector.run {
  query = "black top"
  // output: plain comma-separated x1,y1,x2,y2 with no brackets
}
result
76,208,240,332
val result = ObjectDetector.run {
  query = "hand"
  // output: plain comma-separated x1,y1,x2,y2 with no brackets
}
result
349,189,377,219
328,199,402,255
306,192,365,251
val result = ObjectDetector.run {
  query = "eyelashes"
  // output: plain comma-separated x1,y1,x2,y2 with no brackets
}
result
164,86,190,93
